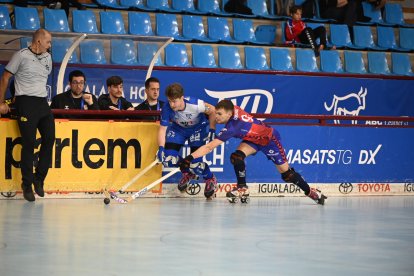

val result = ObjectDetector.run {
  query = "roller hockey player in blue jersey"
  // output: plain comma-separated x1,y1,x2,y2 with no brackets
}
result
179,99,327,205
157,83,218,199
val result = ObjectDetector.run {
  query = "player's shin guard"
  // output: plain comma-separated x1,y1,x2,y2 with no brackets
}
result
281,168,327,205
281,167,310,194
230,150,247,188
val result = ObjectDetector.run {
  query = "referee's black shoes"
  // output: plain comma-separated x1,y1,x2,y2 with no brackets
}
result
21,184,35,202
33,178,45,197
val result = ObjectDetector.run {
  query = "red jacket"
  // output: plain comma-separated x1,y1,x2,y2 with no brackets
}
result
285,19,306,44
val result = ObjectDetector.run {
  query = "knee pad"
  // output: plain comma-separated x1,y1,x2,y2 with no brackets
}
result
189,162,206,175
163,149,180,167
230,150,246,165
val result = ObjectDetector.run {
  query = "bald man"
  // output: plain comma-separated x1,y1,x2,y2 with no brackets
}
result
0,28,55,202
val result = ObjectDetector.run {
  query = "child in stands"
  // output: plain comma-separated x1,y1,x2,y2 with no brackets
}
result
285,5,332,56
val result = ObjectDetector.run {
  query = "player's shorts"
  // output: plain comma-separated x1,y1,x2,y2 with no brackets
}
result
242,129,287,165
166,123,207,147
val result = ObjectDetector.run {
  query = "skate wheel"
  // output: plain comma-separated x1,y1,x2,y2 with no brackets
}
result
241,197,250,204
227,197,238,204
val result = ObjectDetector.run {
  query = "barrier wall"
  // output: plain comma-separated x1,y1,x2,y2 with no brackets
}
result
0,119,162,197
1,65,413,199
1,118,413,199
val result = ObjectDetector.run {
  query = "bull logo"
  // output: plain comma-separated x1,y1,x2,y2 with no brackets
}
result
324,87,367,124
204,89,273,119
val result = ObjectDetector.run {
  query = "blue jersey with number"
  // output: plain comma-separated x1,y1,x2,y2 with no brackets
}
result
217,106,273,146
160,97,208,129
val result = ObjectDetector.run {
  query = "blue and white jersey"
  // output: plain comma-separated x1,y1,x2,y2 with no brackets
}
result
160,97,208,129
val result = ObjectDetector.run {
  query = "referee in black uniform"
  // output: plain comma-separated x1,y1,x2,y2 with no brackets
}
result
0,28,55,202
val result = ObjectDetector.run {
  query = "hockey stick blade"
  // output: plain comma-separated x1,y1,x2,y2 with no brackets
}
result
103,159,159,198
126,168,181,203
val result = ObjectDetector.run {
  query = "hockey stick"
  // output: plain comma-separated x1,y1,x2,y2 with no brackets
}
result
108,168,181,204
103,159,159,201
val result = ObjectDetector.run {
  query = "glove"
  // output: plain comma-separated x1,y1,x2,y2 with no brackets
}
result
178,155,194,173
207,129,216,143
157,146,165,163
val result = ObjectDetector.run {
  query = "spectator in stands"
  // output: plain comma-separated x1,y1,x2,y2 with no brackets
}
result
224,0,253,15
13,0,86,16
285,5,332,56
318,0,370,39
135,77,164,121
51,70,98,111
0,28,55,202
367,0,386,10
98,76,134,110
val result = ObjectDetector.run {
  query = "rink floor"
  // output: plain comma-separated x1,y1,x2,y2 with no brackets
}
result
1,196,413,276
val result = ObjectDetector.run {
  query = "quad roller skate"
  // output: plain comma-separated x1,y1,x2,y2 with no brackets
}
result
226,186,250,204
204,175,218,200
178,172,199,192
308,188,327,205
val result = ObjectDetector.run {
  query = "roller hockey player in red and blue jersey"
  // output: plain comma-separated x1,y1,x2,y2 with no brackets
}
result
179,99,327,205
157,83,218,199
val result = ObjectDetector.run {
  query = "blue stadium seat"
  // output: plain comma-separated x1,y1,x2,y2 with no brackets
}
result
254,25,276,44
100,11,126,34
172,0,205,14
72,10,99,34
52,38,78,63
295,49,319,72
391,53,414,76
376,26,408,52
399,28,414,51
20,37,32,48
147,0,178,13
80,40,106,64
320,50,343,73
247,0,279,19
218,46,243,69
383,3,414,27
353,25,387,50
128,12,154,36
197,0,230,16
14,6,40,30
344,51,367,74
0,5,11,29
233,18,270,45
119,0,156,11
43,8,69,32
95,0,128,9
245,47,269,70
137,43,163,66
156,13,191,42
207,17,241,43
367,52,390,75
165,43,190,67
269,48,294,71
182,15,218,42
110,39,138,65
329,24,363,49
191,44,217,68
